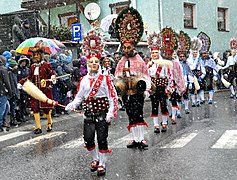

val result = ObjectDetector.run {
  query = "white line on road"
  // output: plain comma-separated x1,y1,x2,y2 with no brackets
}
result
211,130,237,149
0,131,31,143
161,132,198,148
110,133,133,148
9,131,67,148
60,137,84,148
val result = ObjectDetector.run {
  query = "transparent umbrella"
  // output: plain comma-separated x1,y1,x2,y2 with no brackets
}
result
100,14,118,33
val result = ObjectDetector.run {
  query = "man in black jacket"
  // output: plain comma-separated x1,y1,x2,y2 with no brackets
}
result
0,55,12,132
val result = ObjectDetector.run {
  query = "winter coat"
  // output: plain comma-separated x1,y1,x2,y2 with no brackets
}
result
0,64,12,98
12,16,26,49
8,68,20,99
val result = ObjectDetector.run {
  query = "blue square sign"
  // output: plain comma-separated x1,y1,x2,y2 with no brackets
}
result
72,24,82,42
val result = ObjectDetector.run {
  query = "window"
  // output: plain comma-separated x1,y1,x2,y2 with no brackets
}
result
184,3,196,28
218,8,227,31
109,0,131,14
58,12,79,28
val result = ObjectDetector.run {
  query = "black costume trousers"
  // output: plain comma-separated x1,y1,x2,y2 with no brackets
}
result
83,111,109,151
150,86,169,115
122,93,145,126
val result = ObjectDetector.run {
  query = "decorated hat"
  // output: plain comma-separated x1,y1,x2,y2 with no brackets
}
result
82,30,104,60
115,7,144,45
29,40,45,53
160,27,178,60
230,38,237,50
190,37,202,51
147,32,162,52
177,31,191,56
197,31,211,52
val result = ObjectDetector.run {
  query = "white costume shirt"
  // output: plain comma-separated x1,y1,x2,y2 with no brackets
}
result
72,72,118,118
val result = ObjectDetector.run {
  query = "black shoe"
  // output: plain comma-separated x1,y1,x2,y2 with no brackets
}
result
196,101,200,107
10,119,21,126
138,140,148,149
230,94,235,98
185,109,190,114
97,166,106,176
34,128,42,134
127,140,138,148
46,123,53,132
192,103,196,107
154,127,160,133
161,124,167,132
90,160,99,172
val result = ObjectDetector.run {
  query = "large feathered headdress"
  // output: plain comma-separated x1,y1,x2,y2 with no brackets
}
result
197,31,211,52
82,30,104,59
115,7,144,45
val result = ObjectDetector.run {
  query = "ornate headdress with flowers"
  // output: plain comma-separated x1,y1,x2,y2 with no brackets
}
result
147,32,162,52
190,36,202,51
230,38,237,50
177,31,191,56
197,31,211,52
115,7,144,45
82,30,104,59
160,27,178,60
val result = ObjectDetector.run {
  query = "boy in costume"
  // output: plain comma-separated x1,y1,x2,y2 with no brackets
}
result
65,30,118,176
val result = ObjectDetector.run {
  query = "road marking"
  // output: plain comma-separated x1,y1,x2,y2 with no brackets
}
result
161,132,198,148
60,137,84,148
212,130,237,149
110,133,133,148
9,131,67,148
0,131,31,142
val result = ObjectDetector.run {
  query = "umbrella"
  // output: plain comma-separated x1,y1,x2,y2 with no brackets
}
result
100,14,118,32
16,37,61,55
50,39,66,48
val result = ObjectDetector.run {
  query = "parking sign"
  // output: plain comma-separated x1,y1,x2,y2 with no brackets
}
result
72,24,82,42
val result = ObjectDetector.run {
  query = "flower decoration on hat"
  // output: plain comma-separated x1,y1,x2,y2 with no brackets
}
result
190,37,202,52
29,40,45,53
230,38,237,50
115,7,144,45
147,32,162,52
197,31,211,52
82,30,104,59
160,27,178,60
177,31,191,56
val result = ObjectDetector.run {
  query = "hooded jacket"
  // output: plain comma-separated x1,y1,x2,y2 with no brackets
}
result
0,59,12,97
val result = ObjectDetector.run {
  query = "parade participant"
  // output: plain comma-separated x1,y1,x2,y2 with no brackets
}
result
175,31,193,115
170,50,186,122
178,52,194,114
222,49,237,98
65,30,118,176
187,37,206,107
114,7,151,148
201,51,218,104
198,32,217,104
147,29,175,132
18,41,57,134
